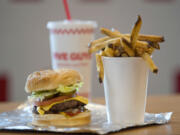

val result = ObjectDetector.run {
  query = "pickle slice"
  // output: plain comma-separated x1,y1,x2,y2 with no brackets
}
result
31,90,59,101
57,82,83,94
56,86,76,94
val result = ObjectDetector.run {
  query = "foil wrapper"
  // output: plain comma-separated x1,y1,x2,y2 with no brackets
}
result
0,102,172,134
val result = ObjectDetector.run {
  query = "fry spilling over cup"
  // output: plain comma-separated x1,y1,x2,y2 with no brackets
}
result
88,15,165,124
47,20,97,98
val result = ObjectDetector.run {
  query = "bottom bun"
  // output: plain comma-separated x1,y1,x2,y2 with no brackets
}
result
32,111,91,127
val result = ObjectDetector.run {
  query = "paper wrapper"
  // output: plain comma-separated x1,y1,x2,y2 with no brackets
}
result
0,102,172,134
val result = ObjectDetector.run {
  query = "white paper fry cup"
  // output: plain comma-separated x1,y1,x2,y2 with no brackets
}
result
103,57,149,125
47,20,97,98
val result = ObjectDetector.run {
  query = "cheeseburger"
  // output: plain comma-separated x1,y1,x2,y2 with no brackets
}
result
25,69,90,127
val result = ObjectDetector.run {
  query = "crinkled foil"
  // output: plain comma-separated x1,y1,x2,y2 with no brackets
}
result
0,102,172,134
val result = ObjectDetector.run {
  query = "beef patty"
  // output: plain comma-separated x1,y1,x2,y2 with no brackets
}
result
33,100,85,114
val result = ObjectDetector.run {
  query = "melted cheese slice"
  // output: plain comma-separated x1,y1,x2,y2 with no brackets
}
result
37,96,88,115
37,107,45,115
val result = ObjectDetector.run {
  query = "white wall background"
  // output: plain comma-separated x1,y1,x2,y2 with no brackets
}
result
0,0,179,101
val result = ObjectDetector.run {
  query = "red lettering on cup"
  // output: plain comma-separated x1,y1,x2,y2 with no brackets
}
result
70,53,76,60
54,52,91,61
54,52,68,60
70,52,91,61
82,52,91,59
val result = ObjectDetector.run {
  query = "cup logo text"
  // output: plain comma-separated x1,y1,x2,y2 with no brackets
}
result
54,52,91,61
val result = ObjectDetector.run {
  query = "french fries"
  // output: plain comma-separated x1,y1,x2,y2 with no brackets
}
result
146,47,155,55
99,50,106,56
121,52,129,57
88,38,120,54
96,54,104,83
142,53,158,73
101,27,122,38
88,36,110,48
124,34,164,43
130,15,142,49
101,27,149,49
104,46,114,57
121,38,135,57
135,47,145,56
88,15,164,83
148,41,160,50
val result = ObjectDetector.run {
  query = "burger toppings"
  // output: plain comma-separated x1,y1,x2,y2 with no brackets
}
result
34,94,76,106
30,82,83,101
33,100,86,116
30,81,88,117
61,106,86,117
57,82,83,94
47,100,85,113
34,96,88,115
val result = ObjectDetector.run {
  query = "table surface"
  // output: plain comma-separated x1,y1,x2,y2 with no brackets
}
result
0,94,180,135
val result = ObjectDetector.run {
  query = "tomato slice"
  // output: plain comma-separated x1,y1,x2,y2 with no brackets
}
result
34,94,73,106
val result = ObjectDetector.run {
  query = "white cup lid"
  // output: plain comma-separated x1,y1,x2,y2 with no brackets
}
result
47,20,97,29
